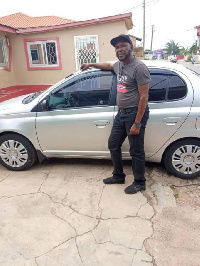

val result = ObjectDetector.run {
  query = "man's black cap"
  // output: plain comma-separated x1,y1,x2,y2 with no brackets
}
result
110,34,133,47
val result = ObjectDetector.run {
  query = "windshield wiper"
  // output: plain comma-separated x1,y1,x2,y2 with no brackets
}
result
22,91,44,104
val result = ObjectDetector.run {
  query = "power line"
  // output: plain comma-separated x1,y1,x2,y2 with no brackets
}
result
121,0,159,13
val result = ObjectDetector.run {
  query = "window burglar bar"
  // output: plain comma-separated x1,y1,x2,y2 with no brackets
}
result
75,35,99,70
28,41,58,67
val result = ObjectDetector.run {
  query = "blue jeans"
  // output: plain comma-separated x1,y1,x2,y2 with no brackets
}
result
108,106,149,185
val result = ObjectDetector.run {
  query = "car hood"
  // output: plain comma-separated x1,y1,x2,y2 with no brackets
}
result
0,94,36,115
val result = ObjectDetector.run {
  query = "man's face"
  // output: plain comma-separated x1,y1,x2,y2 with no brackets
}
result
114,41,133,61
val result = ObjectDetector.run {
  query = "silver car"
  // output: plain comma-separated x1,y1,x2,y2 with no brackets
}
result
0,61,200,179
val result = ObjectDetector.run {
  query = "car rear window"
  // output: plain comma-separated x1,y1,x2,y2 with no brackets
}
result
149,73,187,102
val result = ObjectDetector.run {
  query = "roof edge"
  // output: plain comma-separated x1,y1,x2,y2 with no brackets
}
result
17,12,133,34
0,24,16,33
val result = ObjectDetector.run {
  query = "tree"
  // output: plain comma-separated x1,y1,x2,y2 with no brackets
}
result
189,41,198,55
179,46,190,56
165,40,180,55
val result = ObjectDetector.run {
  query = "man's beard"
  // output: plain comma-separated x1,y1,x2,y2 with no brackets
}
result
118,50,132,61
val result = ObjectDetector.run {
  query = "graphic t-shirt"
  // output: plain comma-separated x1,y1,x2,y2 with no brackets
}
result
113,57,151,109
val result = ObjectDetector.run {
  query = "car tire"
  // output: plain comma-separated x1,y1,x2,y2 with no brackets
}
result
163,139,200,179
0,134,37,171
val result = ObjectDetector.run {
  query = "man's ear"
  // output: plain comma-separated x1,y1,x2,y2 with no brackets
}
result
130,45,134,52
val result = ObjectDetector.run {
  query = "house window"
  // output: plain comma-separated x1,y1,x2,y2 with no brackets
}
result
0,39,8,67
24,38,62,70
74,35,99,70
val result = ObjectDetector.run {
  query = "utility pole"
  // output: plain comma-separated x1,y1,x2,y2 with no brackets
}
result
143,0,146,54
150,25,154,52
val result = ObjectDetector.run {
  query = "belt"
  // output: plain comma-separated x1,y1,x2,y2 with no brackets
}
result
119,107,137,114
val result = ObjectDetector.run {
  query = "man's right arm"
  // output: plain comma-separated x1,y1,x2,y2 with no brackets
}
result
80,62,114,71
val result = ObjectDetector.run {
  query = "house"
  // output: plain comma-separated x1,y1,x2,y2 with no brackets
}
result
195,24,200,48
0,12,135,101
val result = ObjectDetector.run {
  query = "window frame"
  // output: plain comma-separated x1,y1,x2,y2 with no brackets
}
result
0,38,8,67
74,35,99,70
24,37,62,70
149,68,187,103
48,70,114,110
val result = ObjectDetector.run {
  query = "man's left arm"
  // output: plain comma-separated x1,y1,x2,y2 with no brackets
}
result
129,83,149,135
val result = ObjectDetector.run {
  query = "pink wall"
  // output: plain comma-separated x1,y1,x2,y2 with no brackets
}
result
176,55,184,60
0,85,50,103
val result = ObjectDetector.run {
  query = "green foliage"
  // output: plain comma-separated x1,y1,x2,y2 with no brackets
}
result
179,46,190,56
164,40,199,59
186,54,193,61
165,40,180,55
189,42,198,54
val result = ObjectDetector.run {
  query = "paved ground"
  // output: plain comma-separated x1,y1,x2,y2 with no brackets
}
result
177,60,200,73
0,158,200,266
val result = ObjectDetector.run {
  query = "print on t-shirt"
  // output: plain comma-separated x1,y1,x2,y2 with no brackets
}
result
117,83,128,93
117,74,128,93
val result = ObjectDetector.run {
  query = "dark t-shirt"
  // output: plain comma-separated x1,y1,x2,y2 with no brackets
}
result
113,57,151,109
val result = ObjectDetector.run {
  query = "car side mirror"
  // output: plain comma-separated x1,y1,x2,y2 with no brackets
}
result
40,99,49,111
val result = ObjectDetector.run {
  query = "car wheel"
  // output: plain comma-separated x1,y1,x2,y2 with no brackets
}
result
163,139,200,179
0,134,37,171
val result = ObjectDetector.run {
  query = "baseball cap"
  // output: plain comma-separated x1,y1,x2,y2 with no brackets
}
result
110,34,133,47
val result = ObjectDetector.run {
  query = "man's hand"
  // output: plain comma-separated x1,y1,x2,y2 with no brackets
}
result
129,124,140,135
80,63,92,71
80,62,114,71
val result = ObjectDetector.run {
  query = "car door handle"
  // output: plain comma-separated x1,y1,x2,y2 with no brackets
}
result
94,120,110,128
163,117,181,125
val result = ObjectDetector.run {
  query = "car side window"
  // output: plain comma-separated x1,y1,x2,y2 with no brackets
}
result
149,74,168,102
167,76,187,100
149,73,187,102
49,71,113,109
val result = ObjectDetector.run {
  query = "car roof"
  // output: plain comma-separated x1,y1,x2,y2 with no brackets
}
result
81,60,190,76
142,60,183,70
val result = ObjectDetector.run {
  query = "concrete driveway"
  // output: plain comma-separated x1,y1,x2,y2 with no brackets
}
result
0,158,200,266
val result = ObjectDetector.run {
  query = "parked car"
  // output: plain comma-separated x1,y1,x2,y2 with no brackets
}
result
0,61,200,179
170,55,178,63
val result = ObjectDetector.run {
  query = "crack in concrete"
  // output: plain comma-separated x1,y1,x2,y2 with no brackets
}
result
34,237,75,260
171,183,200,188
37,172,50,193
0,173,10,183
131,249,153,266
131,250,137,265
34,257,39,266
51,211,77,234
62,192,69,203
75,237,85,266
0,192,38,199
141,172,158,266
91,236,137,250
41,191,100,219
136,201,148,217
50,211,85,265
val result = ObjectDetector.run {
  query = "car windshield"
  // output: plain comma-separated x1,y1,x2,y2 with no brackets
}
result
22,90,44,104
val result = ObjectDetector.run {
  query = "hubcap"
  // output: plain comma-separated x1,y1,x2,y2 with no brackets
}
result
172,144,200,175
0,140,28,168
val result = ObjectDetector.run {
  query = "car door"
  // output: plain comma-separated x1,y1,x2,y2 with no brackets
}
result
35,70,116,158
122,68,193,158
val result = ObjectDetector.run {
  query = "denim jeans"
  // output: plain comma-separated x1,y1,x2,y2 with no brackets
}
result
108,106,149,185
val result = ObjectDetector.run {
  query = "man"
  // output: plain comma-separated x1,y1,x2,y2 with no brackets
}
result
81,34,151,194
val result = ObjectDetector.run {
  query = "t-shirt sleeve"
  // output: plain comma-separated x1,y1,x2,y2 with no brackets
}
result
135,64,151,86
113,61,119,75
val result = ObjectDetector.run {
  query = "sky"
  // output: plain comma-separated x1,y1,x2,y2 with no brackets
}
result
0,0,199,50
